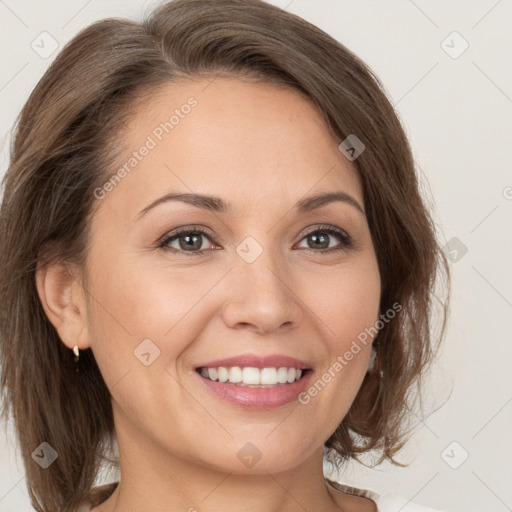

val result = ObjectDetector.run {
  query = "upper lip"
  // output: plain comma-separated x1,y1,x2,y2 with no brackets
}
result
195,354,312,370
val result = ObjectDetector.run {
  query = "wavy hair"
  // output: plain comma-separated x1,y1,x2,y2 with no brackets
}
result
0,0,450,510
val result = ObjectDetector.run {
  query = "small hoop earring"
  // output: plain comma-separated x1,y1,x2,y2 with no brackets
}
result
73,345,80,373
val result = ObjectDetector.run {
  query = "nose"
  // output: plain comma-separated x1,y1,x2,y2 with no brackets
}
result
220,251,303,335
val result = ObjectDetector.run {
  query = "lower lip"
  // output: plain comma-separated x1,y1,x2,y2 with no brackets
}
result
194,370,313,409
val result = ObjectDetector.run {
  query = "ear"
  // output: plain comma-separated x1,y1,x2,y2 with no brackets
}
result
35,261,91,351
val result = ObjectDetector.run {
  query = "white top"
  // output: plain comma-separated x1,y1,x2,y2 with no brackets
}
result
77,479,447,511
326,479,447,512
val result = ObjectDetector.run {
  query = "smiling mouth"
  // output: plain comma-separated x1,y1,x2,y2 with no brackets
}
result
195,366,311,387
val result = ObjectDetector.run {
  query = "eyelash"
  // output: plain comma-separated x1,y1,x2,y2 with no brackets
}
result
157,224,353,257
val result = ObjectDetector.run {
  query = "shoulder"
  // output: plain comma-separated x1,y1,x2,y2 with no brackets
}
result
75,481,119,512
325,478,448,512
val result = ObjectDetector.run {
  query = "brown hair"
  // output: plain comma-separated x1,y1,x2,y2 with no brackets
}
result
0,0,450,510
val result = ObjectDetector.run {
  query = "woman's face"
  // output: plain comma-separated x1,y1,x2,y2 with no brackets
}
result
78,77,381,474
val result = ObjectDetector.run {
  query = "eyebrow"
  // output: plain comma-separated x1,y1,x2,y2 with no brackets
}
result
136,190,365,220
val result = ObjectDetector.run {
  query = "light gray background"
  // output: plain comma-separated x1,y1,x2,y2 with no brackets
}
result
1,1,511,511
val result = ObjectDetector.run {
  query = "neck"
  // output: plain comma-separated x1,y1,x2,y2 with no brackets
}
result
98,421,342,512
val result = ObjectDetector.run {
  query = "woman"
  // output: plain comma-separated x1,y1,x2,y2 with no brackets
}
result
0,0,450,511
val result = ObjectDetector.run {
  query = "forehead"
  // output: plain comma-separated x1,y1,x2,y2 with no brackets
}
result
101,76,363,219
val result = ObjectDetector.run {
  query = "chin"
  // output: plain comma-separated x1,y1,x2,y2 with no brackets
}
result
188,437,314,475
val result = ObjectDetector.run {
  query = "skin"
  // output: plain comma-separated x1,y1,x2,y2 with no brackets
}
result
36,77,381,512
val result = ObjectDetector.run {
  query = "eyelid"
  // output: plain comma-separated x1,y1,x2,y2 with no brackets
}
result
299,224,351,243
156,224,217,246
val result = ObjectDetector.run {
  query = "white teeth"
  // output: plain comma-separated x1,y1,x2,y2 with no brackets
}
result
199,366,305,386
229,366,242,383
242,367,260,385
260,367,277,385
217,367,229,383
276,367,289,384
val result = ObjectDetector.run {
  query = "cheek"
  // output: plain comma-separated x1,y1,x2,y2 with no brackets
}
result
84,249,224,388
86,250,201,339
308,256,381,352
297,257,380,421
87,239,380,367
